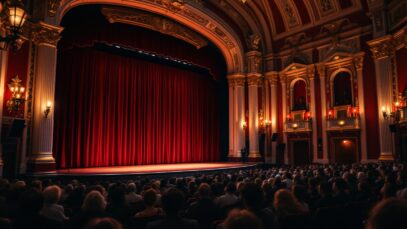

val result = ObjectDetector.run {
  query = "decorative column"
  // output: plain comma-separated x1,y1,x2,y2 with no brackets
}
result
354,54,369,163
26,22,63,173
280,77,288,164
0,50,7,176
368,37,395,161
308,66,319,163
317,64,329,163
266,71,278,164
227,74,246,159
246,50,262,159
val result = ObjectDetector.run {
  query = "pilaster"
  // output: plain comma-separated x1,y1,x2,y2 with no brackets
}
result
317,64,329,163
26,22,63,173
227,74,246,159
308,65,319,163
368,36,395,161
265,71,278,164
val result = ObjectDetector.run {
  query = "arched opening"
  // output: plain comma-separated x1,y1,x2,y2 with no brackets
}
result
292,79,307,111
53,5,228,168
333,72,352,107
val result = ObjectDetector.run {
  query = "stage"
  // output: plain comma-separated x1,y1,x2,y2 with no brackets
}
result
48,162,257,179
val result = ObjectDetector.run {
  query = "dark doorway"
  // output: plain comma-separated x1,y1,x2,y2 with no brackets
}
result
292,140,311,166
333,138,357,164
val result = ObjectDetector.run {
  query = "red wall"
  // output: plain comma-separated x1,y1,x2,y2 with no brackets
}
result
396,47,407,94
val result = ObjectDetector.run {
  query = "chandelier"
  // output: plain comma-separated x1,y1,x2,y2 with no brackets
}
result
0,0,28,51
6,74,25,113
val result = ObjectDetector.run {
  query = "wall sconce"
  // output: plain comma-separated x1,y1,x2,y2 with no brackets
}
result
382,104,401,122
352,107,358,117
241,120,247,130
338,120,345,126
6,74,25,113
306,112,312,120
292,123,298,129
44,101,51,118
0,0,29,51
287,114,292,121
328,110,333,119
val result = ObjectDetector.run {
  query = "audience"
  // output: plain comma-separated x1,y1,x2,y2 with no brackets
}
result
41,185,68,222
0,162,406,229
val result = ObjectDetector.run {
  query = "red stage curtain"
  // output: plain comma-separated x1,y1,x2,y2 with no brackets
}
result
53,48,221,168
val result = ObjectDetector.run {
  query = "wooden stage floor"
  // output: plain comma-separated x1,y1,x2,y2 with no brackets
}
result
55,162,257,177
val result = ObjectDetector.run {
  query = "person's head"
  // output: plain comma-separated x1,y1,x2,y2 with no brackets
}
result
333,178,347,193
127,183,137,193
198,183,211,198
222,209,262,229
82,190,107,213
225,182,236,194
161,188,185,216
318,182,332,196
241,183,263,211
85,217,123,229
273,189,302,214
142,189,157,207
366,198,407,229
43,185,62,204
18,188,43,216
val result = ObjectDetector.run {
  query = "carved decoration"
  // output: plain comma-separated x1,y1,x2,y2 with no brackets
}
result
102,7,207,49
283,1,298,27
228,78,246,87
247,76,263,86
22,21,63,47
246,51,262,74
48,0,62,17
248,34,261,51
368,37,394,60
317,0,337,16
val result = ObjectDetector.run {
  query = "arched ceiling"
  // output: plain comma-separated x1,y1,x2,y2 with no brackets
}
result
205,0,372,52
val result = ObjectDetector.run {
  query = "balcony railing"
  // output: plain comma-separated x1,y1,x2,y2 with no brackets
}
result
326,117,360,131
401,107,407,121
285,120,312,132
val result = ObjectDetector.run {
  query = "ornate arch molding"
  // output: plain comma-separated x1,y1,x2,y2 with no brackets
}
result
279,63,314,112
54,0,245,73
317,51,364,108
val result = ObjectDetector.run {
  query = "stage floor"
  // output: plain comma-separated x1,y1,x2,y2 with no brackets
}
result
56,162,257,176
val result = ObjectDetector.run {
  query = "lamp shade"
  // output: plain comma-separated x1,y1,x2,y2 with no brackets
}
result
8,1,27,30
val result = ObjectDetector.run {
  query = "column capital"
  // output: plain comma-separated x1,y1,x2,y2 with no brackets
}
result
23,21,64,47
367,35,395,60
265,71,278,85
247,74,263,86
353,54,365,70
228,78,245,87
316,64,325,78
306,65,316,80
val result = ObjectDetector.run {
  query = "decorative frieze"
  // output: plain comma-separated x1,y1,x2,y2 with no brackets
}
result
102,7,207,49
22,21,63,47
48,0,62,17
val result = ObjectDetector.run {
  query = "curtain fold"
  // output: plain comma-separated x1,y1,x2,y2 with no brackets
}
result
53,48,221,169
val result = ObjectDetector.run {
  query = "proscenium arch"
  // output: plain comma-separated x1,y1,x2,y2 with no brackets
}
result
54,0,245,74
329,68,354,107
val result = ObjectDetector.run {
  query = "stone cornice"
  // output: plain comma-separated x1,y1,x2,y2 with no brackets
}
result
22,21,64,47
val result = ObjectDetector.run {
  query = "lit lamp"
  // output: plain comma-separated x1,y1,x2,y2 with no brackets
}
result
0,0,28,51
44,101,52,118
6,74,25,112
292,123,298,129
328,110,333,119
241,120,247,130
338,120,345,126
